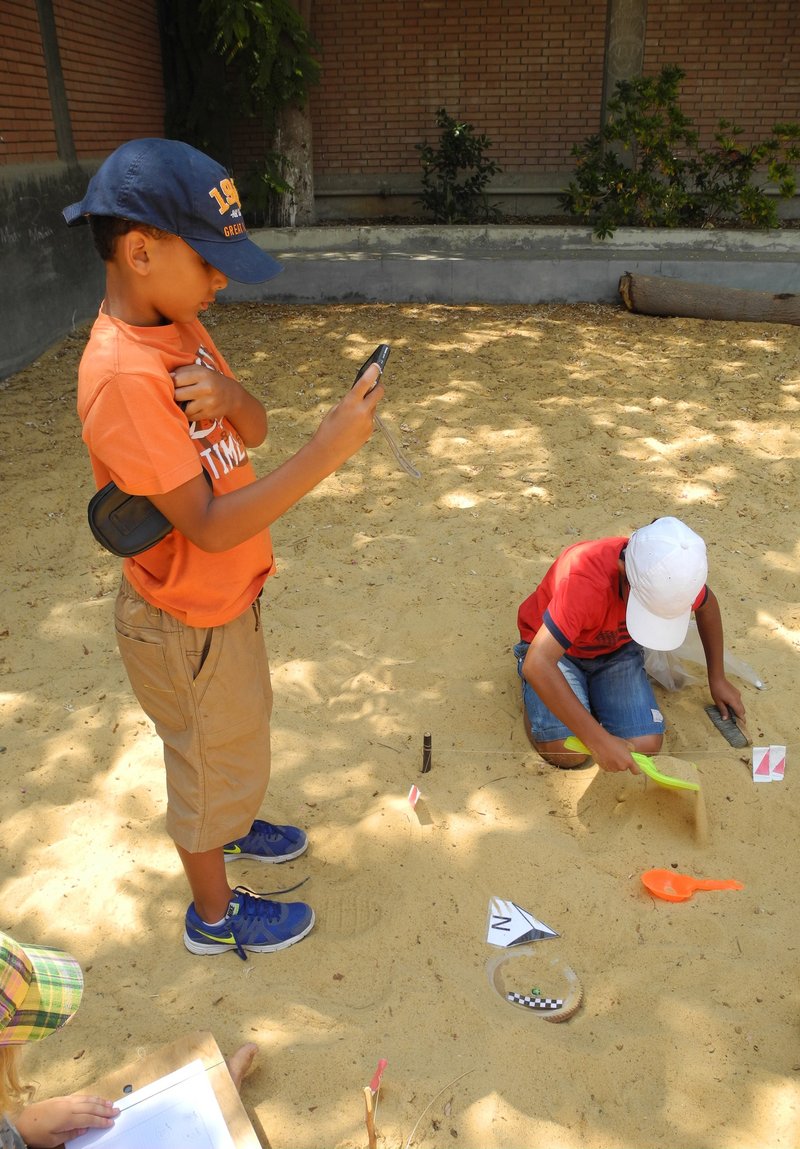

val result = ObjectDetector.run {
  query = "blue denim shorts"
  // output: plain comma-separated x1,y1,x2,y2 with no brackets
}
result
513,639,665,742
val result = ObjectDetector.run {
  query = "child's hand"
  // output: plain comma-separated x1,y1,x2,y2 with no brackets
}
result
172,363,238,422
14,1094,120,1147
172,364,267,447
591,732,643,775
310,367,385,470
709,677,745,721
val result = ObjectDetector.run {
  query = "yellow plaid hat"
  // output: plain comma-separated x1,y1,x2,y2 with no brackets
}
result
0,930,83,1046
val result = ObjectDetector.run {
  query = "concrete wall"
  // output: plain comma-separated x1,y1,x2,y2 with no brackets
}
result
0,163,103,380
0,0,164,379
227,225,800,307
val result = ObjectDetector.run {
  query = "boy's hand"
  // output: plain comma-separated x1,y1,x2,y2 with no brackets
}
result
590,731,643,775
709,676,745,721
171,364,267,447
310,367,384,471
172,363,239,422
15,1094,120,1147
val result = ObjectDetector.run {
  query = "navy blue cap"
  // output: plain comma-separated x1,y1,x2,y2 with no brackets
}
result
63,138,282,285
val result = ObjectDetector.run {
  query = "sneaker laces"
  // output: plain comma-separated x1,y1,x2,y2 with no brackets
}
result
231,885,283,923
243,819,300,843
224,887,274,961
236,876,310,899
256,821,285,838
224,882,311,961
228,820,304,854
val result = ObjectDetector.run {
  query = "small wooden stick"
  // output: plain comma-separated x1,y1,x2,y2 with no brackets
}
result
364,1084,377,1149
403,1069,474,1149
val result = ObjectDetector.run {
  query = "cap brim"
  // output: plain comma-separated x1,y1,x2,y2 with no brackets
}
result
626,593,691,652
187,236,283,285
1,942,83,1045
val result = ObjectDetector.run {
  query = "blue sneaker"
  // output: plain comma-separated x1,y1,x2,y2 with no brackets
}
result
223,819,308,863
184,886,315,959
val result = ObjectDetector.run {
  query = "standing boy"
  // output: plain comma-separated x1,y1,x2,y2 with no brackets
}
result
64,138,384,958
514,516,744,774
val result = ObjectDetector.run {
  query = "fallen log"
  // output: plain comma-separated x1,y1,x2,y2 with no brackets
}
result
619,272,800,326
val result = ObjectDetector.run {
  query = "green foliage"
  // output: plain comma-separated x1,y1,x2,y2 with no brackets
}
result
559,65,800,238
239,151,294,227
160,0,319,167
692,119,800,229
198,0,319,118
416,108,503,224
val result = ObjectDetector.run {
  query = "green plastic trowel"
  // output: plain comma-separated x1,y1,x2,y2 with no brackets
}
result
563,736,700,792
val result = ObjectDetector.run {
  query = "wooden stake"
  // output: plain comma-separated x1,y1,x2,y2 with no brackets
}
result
364,1084,377,1149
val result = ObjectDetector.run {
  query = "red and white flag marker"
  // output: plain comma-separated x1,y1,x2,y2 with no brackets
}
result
752,745,786,782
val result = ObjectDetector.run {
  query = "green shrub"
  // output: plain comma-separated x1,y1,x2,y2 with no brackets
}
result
559,65,800,238
692,118,800,228
416,108,503,223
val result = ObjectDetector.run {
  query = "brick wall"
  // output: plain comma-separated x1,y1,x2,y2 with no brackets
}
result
0,0,59,162
645,0,800,144
308,0,608,176
55,0,164,157
4,2,797,177
0,0,164,166
307,0,799,180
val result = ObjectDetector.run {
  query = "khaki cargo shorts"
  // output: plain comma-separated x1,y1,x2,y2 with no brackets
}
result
114,576,272,853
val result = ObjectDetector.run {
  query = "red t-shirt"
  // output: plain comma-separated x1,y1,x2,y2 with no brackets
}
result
77,309,274,627
517,536,707,658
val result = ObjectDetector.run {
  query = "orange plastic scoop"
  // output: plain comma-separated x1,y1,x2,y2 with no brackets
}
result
642,868,744,903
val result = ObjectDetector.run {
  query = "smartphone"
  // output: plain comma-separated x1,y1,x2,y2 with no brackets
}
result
354,343,390,392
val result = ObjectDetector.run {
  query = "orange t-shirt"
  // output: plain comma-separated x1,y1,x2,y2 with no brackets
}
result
77,308,274,626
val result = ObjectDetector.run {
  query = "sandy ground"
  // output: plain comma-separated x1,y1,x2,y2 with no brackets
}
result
2,300,799,1149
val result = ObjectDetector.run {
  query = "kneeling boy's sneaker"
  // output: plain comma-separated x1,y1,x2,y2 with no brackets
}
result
184,886,314,959
223,819,308,863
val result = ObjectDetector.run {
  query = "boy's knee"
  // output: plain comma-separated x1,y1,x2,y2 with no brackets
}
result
536,740,592,770
523,712,591,769
629,732,664,756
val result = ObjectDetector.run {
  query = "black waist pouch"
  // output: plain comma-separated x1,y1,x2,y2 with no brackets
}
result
87,483,173,557
87,468,213,558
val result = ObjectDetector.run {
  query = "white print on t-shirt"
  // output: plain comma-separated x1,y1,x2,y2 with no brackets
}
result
184,343,249,478
196,345,216,370
198,433,248,478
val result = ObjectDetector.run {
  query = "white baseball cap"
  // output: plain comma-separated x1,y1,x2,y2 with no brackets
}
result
624,517,708,650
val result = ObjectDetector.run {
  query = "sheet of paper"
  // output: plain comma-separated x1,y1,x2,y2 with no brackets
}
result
72,1058,235,1149
486,898,559,948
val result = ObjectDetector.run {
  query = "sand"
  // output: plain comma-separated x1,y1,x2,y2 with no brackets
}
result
2,301,799,1149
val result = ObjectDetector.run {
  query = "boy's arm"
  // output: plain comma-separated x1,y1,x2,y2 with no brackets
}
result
522,628,641,774
695,589,745,718
172,363,267,447
149,369,383,553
